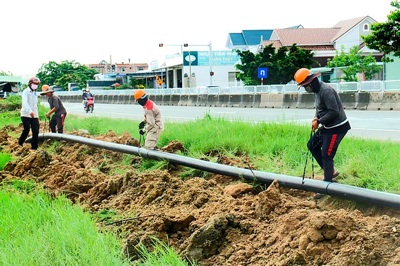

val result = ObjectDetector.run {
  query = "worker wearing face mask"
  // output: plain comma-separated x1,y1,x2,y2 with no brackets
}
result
294,68,351,199
18,77,41,150
133,89,164,150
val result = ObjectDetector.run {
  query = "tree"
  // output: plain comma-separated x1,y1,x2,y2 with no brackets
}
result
327,45,382,81
129,78,145,89
235,44,315,85
0,71,12,76
362,0,400,62
36,61,99,90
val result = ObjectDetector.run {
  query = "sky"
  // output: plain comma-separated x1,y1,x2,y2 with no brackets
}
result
1,0,395,78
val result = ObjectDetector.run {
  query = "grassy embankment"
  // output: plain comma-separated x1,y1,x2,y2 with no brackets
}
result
0,96,196,265
65,110,400,193
1,95,400,265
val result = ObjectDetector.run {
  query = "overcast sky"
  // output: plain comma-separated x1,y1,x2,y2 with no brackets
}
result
1,0,394,78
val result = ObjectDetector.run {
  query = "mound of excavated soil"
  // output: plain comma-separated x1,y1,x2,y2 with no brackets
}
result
1,124,399,266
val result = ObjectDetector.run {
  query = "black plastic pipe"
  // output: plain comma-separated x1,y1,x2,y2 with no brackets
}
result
33,133,400,209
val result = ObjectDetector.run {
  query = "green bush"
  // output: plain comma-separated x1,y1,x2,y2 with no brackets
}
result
0,95,21,112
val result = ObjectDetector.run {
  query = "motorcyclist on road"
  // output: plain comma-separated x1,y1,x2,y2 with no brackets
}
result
82,88,94,109
86,88,93,98
82,89,87,109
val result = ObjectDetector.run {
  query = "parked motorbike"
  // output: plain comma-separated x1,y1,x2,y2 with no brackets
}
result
85,96,94,113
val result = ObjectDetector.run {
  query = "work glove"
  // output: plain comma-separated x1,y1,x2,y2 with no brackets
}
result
139,129,146,135
138,121,146,130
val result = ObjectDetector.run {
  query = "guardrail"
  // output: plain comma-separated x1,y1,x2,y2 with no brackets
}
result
53,80,400,97
45,80,400,111
49,91,400,111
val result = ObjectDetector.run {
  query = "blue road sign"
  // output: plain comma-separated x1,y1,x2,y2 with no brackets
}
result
258,67,268,79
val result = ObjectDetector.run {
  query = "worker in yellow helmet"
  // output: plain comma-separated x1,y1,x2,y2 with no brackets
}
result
133,89,164,150
294,68,351,199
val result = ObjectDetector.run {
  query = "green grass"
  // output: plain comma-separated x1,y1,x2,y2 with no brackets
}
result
0,152,12,170
157,116,400,193
0,110,21,126
65,115,138,136
134,237,197,266
339,139,400,192
0,182,130,266
2,98,400,192
0,95,49,126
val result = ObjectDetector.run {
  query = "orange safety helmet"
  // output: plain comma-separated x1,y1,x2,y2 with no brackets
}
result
133,89,146,100
294,68,321,86
294,68,311,85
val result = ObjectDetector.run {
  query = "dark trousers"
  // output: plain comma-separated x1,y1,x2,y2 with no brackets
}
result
308,129,348,181
50,113,67,133
19,117,40,150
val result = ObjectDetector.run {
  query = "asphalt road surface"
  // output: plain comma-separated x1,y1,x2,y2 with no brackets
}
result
60,102,400,142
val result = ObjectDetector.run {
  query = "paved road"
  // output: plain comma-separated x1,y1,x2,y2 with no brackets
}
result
61,102,400,142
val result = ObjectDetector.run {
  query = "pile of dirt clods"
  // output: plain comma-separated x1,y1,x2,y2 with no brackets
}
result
0,126,399,266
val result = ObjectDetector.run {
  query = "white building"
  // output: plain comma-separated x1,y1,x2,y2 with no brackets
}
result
152,50,241,89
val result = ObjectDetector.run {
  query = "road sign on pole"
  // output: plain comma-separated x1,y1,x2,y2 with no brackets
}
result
258,67,268,85
258,67,268,78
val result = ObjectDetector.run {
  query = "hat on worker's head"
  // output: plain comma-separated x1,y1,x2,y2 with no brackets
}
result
294,68,321,87
28,77,40,84
40,84,54,95
133,89,147,101
134,89,149,106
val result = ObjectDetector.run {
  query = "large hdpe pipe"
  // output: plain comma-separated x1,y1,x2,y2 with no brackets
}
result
33,133,400,209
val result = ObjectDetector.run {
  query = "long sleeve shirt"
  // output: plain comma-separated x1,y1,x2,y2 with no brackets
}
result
315,82,348,129
143,99,164,132
20,88,39,118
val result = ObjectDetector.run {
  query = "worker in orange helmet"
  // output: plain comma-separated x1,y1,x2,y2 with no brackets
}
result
133,89,164,150
294,68,351,199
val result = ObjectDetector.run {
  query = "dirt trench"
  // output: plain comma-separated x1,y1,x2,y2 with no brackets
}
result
1,125,400,266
